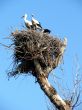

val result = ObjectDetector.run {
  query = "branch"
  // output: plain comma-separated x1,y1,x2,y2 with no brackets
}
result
34,59,71,110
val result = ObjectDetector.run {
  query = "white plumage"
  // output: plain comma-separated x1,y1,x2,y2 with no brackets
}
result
22,14,33,29
31,14,42,30
32,15,39,24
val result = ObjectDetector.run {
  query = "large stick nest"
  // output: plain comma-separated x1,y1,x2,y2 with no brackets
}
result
8,30,66,77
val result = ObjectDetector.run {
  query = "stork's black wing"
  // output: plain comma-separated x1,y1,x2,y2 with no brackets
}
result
43,29,51,33
37,23,42,29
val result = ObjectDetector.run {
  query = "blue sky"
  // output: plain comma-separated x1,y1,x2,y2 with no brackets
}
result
0,0,82,110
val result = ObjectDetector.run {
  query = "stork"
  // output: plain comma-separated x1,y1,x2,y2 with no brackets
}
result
22,14,33,29
31,14,42,30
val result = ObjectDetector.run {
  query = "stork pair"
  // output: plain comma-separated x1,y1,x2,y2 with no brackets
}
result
22,14,51,34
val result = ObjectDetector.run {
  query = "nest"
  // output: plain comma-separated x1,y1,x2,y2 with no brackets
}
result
8,30,65,77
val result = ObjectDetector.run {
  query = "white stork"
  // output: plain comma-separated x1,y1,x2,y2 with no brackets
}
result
22,14,33,29
31,14,42,30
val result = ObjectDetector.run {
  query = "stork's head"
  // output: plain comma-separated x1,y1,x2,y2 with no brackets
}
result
32,14,34,17
25,14,27,18
22,14,27,19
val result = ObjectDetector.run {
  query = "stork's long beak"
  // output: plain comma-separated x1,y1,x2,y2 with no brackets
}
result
32,14,34,17
21,16,24,18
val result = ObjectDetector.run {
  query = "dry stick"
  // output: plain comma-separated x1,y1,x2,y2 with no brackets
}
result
0,42,14,49
34,59,72,110
0,42,10,48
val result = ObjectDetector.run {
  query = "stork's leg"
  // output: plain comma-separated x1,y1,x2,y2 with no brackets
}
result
34,25,36,30
32,25,35,30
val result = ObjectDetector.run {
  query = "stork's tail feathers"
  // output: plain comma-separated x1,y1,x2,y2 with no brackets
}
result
42,29,51,34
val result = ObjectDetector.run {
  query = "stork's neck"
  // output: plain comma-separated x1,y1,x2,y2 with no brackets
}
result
24,16,27,22
32,16,34,20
